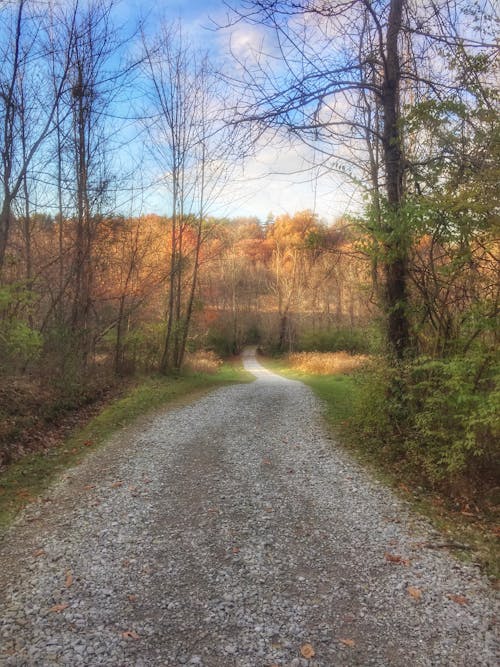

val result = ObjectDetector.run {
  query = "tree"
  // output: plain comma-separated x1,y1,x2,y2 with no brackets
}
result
0,0,76,275
225,0,498,358
142,21,243,372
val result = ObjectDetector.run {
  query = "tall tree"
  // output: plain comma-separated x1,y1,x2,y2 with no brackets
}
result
142,21,243,372
0,0,76,275
225,0,498,358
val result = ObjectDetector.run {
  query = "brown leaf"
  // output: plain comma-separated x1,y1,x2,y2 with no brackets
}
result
83,440,93,447
65,571,73,588
127,594,137,602
300,643,315,659
232,546,240,554
448,594,469,605
408,586,422,600
385,552,410,566
262,458,272,465
83,484,95,491
33,548,46,558
121,630,140,640
339,638,355,647
49,603,69,613
111,481,123,488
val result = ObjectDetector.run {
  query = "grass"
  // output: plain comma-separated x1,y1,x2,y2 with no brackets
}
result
287,351,369,375
263,353,499,581
0,361,252,531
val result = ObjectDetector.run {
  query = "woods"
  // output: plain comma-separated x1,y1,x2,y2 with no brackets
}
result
0,1,498,506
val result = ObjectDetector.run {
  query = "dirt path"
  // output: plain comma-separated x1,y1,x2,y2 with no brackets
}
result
0,349,497,666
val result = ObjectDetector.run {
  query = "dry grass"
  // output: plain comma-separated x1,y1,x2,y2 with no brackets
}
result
287,351,369,375
184,350,223,375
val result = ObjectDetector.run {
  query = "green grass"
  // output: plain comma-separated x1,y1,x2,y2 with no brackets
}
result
263,356,499,581
0,362,252,530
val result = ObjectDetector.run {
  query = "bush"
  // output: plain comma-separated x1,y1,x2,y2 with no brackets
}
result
351,353,500,494
0,285,42,372
205,328,237,357
184,350,223,374
287,351,369,375
297,325,382,355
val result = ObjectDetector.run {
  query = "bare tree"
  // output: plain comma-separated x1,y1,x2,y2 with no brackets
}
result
0,0,77,275
142,21,243,372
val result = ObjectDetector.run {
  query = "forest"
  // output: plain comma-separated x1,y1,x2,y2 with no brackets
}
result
0,0,498,541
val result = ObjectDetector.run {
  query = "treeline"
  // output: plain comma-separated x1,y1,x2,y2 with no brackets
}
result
1,210,372,376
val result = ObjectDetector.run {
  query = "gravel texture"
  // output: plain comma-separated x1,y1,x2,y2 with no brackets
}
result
0,348,498,666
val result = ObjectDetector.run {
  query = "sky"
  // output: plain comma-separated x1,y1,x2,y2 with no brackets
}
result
111,0,360,224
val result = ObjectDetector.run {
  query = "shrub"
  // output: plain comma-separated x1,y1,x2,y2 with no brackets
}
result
184,350,223,374
350,353,500,494
0,284,43,372
287,351,369,375
297,325,382,355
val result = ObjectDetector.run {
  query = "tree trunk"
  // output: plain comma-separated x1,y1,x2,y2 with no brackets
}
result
381,0,410,359
0,197,12,275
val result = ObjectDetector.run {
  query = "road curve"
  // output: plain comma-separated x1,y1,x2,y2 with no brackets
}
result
0,349,497,666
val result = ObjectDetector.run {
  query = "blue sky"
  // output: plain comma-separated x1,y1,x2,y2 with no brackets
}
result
112,0,358,223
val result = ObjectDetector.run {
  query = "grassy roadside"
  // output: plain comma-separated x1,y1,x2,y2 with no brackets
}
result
263,356,499,581
0,362,252,531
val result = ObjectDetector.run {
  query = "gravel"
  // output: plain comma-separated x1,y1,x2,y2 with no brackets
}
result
0,349,498,666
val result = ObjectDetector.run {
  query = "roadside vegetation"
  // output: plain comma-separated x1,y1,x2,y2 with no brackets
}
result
265,349,499,580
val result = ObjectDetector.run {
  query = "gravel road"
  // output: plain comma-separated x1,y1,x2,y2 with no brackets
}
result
0,349,497,666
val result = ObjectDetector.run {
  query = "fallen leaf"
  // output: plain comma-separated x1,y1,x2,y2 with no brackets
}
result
65,571,73,588
399,483,411,493
300,643,315,658
49,603,69,613
408,586,422,600
385,552,410,566
83,485,95,491
232,546,240,554
262,458,272,465
448,594,469,605
339,638,355,647
121,630,140,640
111,481,123,488
127,594,137,602
33,548,46,558
83,440,93,447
